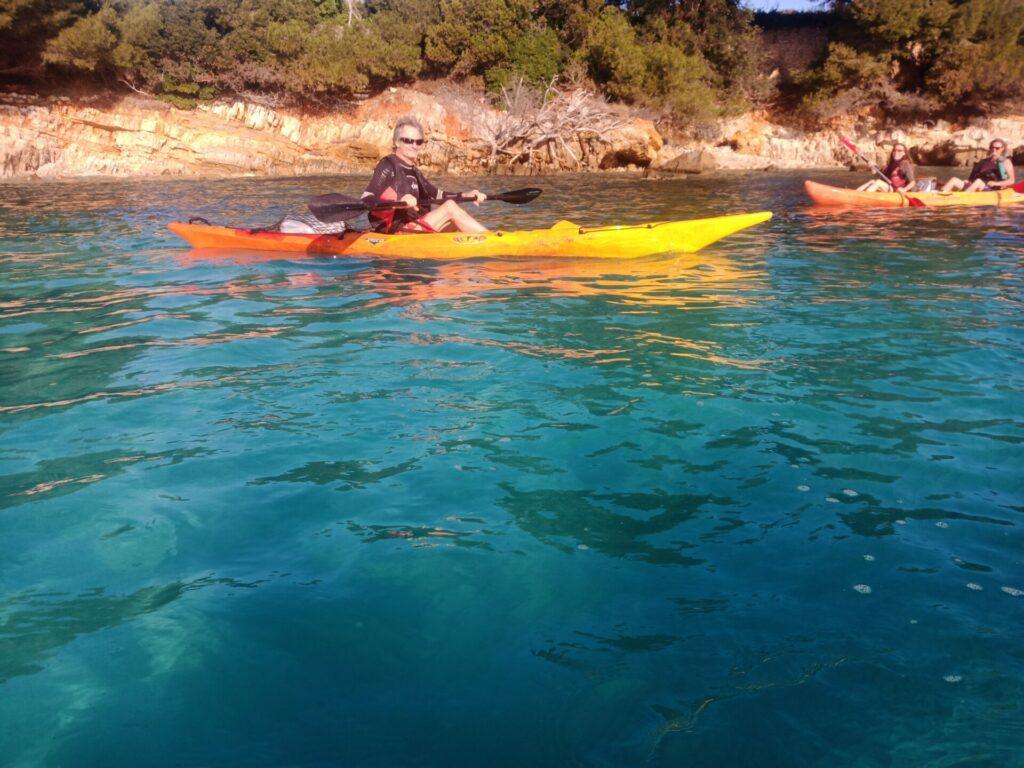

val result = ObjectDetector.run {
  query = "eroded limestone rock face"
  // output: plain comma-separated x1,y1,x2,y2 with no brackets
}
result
654,149,719,174
1,90,1021,179
0,89,666,179
598,118,663,170
907,119,1024,166
0,90,481,179
652,113,1024,174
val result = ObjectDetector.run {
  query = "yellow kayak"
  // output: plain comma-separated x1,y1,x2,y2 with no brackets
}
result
805,180,1024,208
167,212,772,260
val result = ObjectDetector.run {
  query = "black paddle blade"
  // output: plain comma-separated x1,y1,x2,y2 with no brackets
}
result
488,187,542,204
309,193,368,223
309,193,408,223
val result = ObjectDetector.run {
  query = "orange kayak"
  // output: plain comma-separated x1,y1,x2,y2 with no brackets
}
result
805,180,1024,208
167,212,772,260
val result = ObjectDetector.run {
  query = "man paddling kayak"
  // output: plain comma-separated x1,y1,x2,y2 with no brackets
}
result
856,143,916,192
362,116,488,234
941,139,1016,193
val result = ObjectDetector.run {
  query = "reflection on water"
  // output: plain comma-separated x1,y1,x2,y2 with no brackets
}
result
176,249,765,309
1,172,1023,767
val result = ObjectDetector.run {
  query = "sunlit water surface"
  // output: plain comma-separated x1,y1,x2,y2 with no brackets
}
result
1,172,1022,767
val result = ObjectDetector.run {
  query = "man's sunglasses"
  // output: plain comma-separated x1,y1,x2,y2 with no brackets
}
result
398,137,426,146
991,144,1004,150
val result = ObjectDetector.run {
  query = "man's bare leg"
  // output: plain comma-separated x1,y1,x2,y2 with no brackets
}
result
419,200,488,233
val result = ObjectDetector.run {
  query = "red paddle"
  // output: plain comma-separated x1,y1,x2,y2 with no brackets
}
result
840,136,925,208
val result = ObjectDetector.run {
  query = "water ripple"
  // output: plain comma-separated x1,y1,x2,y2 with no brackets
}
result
1,172,1022,767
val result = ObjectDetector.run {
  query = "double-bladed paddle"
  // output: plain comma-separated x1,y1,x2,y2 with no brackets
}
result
309,187,542,223
840,136,925,208
308,193,409,223
446,187,542,205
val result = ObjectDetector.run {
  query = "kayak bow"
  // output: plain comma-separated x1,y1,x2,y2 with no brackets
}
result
168,212,772,260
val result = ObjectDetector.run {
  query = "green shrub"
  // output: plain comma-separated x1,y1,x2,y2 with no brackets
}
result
580,6,646,101
12,0,1018,125
158,78,214,108
294,22,369,94
643,42,716,123
803,0,1024,119
43,6,117,71
484,26,565,91
423,0,532,77
928,0,1024,111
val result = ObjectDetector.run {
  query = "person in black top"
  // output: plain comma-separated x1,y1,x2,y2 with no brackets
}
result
362,116,487,234
941,139,1016,192
857,143,916,192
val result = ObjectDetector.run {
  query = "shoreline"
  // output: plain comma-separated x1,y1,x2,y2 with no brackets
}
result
2,88,1021,181
0,167,870,185
0,167,983,189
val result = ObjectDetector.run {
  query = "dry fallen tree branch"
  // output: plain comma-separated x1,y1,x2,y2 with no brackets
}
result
480,77,626,172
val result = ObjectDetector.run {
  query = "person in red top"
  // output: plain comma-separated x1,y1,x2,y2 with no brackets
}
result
857,143,916,192
362,116,487,234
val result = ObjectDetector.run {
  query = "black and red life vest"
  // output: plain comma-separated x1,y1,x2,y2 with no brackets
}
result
363,154,443,233
969,156,1008,184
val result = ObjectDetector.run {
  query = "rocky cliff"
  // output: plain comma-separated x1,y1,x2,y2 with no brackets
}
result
651,112,1024,175
1,88,1021,179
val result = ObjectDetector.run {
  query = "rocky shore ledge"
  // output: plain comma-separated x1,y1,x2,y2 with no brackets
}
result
1,87,1022,179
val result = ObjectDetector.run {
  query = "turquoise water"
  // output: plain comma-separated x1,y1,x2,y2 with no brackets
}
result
1,172,1022,767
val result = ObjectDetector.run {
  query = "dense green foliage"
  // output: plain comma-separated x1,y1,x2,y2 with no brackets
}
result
801,0,1024,119
0,0,1019,123
0,0,764,121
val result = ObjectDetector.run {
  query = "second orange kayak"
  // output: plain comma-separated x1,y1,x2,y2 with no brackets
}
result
805,180,1024,208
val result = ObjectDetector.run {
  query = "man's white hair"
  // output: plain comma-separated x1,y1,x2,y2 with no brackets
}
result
393,116,424,146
